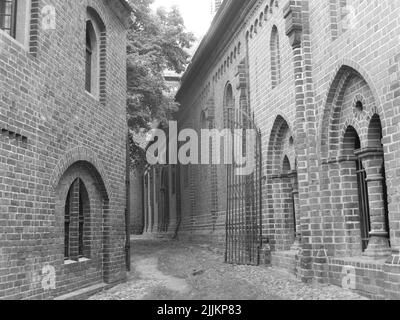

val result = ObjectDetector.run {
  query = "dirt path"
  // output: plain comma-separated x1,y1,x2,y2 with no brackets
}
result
89,239,367,300
135,257,190,294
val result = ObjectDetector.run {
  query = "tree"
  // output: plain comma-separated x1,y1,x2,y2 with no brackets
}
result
126,0,195,168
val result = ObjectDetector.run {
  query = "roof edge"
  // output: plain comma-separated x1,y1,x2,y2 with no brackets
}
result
176,0,257,101
106,0,134,28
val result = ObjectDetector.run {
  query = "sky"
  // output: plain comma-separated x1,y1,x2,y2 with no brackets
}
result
151,0,213,39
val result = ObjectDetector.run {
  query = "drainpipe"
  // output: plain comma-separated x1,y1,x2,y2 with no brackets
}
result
125,131,131,272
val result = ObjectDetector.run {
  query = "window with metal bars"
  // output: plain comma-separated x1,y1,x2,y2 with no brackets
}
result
64,191,71,259
356,158,371,252
64,178,89,261
0,0,17,38
353,134,371,252
78,192,84,258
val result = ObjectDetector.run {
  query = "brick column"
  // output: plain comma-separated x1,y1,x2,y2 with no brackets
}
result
355,148,391,259
271,175,286,251
284,2,314,281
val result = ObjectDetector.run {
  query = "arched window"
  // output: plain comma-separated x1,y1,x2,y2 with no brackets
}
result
367,115,390,243
200,110,207,129
85,8,105,98
224,83,234,127
282,155,291,173
270,25,281,89
343,127,371,252
0,0,31,45
65,178,90,260
282,155,299,246
85,20,98,94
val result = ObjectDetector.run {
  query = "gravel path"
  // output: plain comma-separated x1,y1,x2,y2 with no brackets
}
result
89,239,367,300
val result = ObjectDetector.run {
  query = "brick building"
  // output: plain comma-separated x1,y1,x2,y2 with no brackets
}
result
142,0,400,299
0,0,131,299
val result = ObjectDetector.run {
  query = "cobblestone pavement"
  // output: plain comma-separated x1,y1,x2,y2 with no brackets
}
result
89,238,367,300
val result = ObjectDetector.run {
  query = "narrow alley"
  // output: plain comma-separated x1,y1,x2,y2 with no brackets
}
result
89,238,366,300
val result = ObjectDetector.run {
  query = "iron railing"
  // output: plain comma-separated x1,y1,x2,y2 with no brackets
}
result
225,107,262,266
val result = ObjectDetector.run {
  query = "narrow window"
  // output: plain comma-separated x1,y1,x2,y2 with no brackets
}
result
78,191,85,258
85,21,94,93
0,0,31,46
85,8,106,100
64,190,71,259
64,178,90,261
356,152,371,251
270,26,281,89
0,0,17,38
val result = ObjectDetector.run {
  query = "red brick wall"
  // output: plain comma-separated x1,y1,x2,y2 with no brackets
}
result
174,0,400,299
0,0,127,299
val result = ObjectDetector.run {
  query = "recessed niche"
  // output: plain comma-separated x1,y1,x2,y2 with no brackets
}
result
355,101,364,113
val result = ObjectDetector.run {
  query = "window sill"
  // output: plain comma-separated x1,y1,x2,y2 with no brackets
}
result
64,257,91,265
0,29,29,52
85,90,100,102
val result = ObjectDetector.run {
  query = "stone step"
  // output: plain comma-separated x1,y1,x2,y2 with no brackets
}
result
54,283,109,300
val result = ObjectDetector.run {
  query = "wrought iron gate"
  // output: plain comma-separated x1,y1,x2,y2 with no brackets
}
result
225,107,263,266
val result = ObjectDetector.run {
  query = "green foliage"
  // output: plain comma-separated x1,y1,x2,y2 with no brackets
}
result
126,0,195,134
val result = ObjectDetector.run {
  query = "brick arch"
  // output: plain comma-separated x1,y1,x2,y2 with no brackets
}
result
50,147,111,200
266,115,297,251
86,1,109,30
54,160,112,284
87,6,106,31
339,118,364,157
341,123,362,157
320,60,384,160
266,115,294,177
